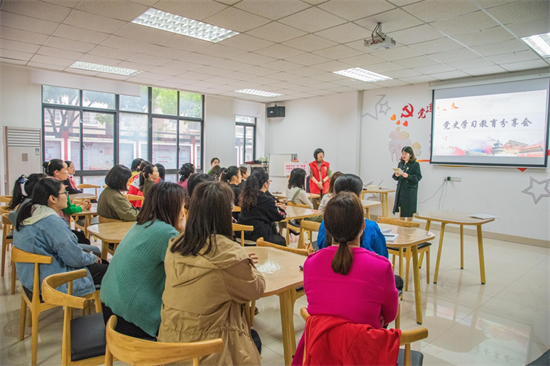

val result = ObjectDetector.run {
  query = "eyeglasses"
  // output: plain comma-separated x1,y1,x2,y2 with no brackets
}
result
59,191,69,196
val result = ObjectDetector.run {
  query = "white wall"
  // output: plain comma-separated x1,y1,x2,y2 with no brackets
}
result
361,83,550,242
0,65,42,194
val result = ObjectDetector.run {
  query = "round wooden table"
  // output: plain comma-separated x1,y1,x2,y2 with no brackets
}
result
362,188,395,217
361,200,381,220
69,193,97,200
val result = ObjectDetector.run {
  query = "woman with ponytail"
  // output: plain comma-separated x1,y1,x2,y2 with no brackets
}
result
292,192,398,365
238,169,287,245
177,163,196,190
13,179,108,297
8,174,47,223
127,160,150,208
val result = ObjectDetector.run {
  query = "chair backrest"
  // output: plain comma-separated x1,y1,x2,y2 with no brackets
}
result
77,184,99,196
0,195,12,205
12,247,53,304
126,194,144,202
298,221,321,250
2,213,12,226
299,307,428,366
98,216,123,224
105,315,224,366
256,238,308,256
232,223,253,247
287,202,310,209
377,217,420,228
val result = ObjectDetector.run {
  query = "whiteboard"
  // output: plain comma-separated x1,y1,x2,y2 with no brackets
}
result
269,153,296,176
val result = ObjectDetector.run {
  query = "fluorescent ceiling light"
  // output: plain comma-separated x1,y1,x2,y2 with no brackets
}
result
333,67,392,82
521,32,550,58
70,62,141,76
133,8,239,43
235,89,283,97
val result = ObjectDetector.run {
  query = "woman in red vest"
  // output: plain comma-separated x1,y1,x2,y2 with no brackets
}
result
309,148,330,195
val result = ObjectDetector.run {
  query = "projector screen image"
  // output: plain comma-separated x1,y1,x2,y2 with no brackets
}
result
431,79,549,167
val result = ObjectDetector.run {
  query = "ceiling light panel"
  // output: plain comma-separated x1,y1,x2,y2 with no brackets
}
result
132,8,239,43
235,89,283,97
333,67,392,82
70,61,141,76
521,32,550,58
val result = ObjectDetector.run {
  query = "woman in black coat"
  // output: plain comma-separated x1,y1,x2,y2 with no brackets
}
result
392,146,422,220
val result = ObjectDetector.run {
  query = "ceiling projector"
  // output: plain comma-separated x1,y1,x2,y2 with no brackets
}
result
364,22,396,50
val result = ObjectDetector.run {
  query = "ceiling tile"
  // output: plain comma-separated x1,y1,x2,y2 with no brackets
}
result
117,60,156,71
64,68,101,76
1,0,72,22
318,0,395,21
500,59,549,72
462,65,506,75
506,17,550,38
147,66,187,76
0,12,59,35
115,23,175,44
96,72,133,80
77,54,122,66
283,52,331,66
408,37,464,54
0,39,40,53
372,46,423,61
30,54,75,66
198,44,248,58
45,36,96,52
286,67,326,76
301,0,330,5
311,81,341,89
488,50,541,65
128,53,172,65
75,0,149,21
239,65,280,76
27,61,66,70
53,24,110,45
89,45,139,60
283,34,338,52
473,0,516,9
181,52,224,65
218,34,274,51
141,45,191,60
268,72,303,81
230,52,277,65
210,59,251,71
133,71,173,80
310,72,346,82
400,74,437,83
37,46,84,60
0,26,50,45
0,49,34,61
279,7,347,33
164,59,204,71
446,57,495,69
235,0,311,20
176,71,215,80
263,60,303,71
429,70,470,80
203,7,270,32
312,60,354,72
471,39,529,56
338,53,385,67
393,55,440,68
430,48,481,63
63,10,127,33
160,34,212,52
354,8,423,33
431,10,499,36
388,25,445,45
402,0,479,23
383,68,421,78
42,0,81,8
153,0,228,20
255,44,305,58
363,61,404,73
101,35,153,52
289,77,323,86
373,79,410,87
246,22,307,43
412,63,456,74
315,22,370,43
126,0,159,5
452,26,514,47
216,71,252,80
312,45,363,60
485,0,549,25
203,75,240,84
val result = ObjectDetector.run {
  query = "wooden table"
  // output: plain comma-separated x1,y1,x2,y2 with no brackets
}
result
361,200,381,220
87,221,135,259
282,206,320,244
69,193,97,201
73,204,98,238
361,188,395,217
379,223,435,325
244,247,306,366
414,211,495,285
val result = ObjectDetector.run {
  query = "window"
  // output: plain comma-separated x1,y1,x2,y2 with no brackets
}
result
42,85,204,180
235,115,256,166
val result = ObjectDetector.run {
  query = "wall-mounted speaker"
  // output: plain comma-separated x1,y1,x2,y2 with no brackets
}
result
267,106,285,118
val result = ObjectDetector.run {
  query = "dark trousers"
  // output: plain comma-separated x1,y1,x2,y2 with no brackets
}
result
86,261,109,286
102,303,156,341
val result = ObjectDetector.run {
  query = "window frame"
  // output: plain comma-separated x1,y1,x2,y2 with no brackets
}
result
235,116,256,166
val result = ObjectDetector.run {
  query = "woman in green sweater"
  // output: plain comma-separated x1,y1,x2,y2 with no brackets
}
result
100,182,186,339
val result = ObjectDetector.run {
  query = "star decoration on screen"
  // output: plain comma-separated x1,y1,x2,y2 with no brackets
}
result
378,101,391,116
521,176,550,204
363,94,390,121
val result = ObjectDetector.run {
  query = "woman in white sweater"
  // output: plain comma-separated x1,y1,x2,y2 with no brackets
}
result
318,171,343,214
286,168,313,208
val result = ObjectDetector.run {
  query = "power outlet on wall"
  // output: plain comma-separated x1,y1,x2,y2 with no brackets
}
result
444,176,462,182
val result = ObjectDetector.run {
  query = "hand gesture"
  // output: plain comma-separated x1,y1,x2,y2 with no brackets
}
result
402,173,408,178
248,253,259,264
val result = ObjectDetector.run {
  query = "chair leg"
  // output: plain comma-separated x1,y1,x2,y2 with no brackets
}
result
19,297,26,341
11,263,16,294
405,251,411,292
31,311,39,366
418,252,425,269
426,250,430,284
105,344,113,366
395,301,401,329
392,254,396,267
1,238,6,277
27,308,32,327
94,291,102,313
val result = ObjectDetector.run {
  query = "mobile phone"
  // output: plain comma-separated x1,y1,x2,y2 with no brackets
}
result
299,265,303,271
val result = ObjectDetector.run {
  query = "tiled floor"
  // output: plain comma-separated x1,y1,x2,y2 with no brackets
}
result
1,228,548,365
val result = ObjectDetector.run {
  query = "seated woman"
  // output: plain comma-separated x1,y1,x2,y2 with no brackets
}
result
286,168,313,208
239,166,249,184
221,166,242,206
238,169,287,246
293,192,399,365
62,160,82,194
8,173,47,225
159,181,265,365
13,179,108,296
128,160,150,208
140,164,159,198
317,171,343,214
317,174,388,258
101,182,186,340
97,165,139,222
177,163,195,191
155,163,165,182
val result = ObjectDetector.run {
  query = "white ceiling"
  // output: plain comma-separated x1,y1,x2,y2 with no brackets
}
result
0,0,549,102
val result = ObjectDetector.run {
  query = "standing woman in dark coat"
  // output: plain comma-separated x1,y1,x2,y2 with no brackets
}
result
392,146,422,221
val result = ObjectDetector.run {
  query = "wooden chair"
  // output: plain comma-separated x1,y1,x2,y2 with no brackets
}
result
97,216,124,256
282,202,311,244
299,308,428,366
125,194,144,202
105,315,224,366
286,202,311,209
42,270,103,366
0,195,13,206
2,213,18,294
377,217,431,291
298,221,320,250
232,223,254,246
76,184,100,197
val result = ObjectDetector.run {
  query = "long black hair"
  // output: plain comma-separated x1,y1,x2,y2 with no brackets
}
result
179,163,195,183
240,168,269,211
155,163,165,181
400,146,417,163
334,174,363,196
16,179,63,231
8,174,47,210
288,168,306,190
137,182,186,228
131,158,143,172
139,163,154,191
220,166,239,184
42,159,65,177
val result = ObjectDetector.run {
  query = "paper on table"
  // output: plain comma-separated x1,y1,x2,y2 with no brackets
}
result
393,168,404,174
469,214,497,220
381,227,393,234
383,233,399,242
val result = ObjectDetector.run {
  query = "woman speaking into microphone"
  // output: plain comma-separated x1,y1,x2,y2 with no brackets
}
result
309,148,330,195
392,146,422,220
